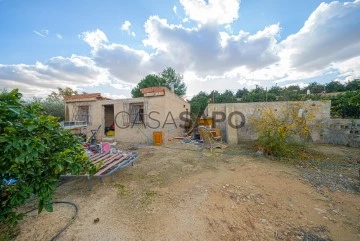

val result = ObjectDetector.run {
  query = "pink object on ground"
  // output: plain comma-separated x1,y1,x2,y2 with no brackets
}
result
102,142,111,153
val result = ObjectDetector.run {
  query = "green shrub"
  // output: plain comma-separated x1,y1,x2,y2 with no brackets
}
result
250,105,313,157
329,91,360,118
0,89,96,226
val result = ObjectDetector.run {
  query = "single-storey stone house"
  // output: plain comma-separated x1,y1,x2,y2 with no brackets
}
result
64,87,190,144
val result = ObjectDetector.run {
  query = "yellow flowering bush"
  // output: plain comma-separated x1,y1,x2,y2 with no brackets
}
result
250,104,314,157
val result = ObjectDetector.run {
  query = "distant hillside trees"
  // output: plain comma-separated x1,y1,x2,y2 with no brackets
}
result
30,87,78,121
325,81,345,93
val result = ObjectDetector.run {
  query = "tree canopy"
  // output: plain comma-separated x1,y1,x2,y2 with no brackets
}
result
131,74,164,98
47,87,78,101
330,91,360,118
345,79,360,91
188,91,209,119
29,87,78,121
131,67,187,98
325,81,345,93
304,82,325,94
235,88,249,98
211,90,237,103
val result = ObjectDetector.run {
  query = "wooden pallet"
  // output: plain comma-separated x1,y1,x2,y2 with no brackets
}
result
61,151,138,190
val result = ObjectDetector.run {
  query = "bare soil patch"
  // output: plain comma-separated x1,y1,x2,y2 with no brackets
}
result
13,143,360,241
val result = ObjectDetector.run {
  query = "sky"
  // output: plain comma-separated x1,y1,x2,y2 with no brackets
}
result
0,0,360,99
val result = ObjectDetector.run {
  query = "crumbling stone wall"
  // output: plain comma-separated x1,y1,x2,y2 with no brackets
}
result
322,119,360,147
206,101,331,144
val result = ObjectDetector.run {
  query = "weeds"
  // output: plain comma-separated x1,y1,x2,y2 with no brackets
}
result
139,191,157,206
0,224,19,241
114,183,127,196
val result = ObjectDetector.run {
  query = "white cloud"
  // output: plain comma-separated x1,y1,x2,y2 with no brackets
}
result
120,20,136,37
109,82,134,90
142,16,279,75
224,24,232,33
89,41,152,83
81,29,108,50
79,18,280,87
56,33,63,40
331,56,360,82
33,29,49,37
0,55,110,97
79,16,278,89
4,0,360,98
121,20,131,31
210,0,360,88
102,92,127,99
173,5,177,14
249,0,360,87
179,0,240,25
281,0,360,71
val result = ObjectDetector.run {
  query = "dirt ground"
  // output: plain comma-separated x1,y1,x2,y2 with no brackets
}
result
14,143,360,241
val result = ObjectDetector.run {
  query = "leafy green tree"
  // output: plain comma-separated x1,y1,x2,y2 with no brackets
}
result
325,81,345,93
330,91,360,118
0,89,96,226
268,85,282,95
31,98,65,121
286,85,301,92
47,87,78,101
304,82,325,94
345,79,360,91
278,86,302,101
28,87,77,121
209,90,237,103
131,74,163,98
235,86,278,102
212,90,237,103
42,99,65,121
235,88,249,98
265,92,277,102
131,67,187,97
221,90,237,103
160,67,187,96
241,86,268,102
209,90,219,103
189,91,209,119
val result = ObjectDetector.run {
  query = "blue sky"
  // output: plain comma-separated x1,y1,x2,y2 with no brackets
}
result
1,0,359,99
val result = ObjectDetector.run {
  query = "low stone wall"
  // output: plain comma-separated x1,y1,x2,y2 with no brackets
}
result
206,102,360,147
321,119,360,147
206,101,331,144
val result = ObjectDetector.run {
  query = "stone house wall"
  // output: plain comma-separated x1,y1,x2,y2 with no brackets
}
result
65,89,190,144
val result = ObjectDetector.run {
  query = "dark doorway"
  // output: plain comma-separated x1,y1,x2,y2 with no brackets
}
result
104,105,115,136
